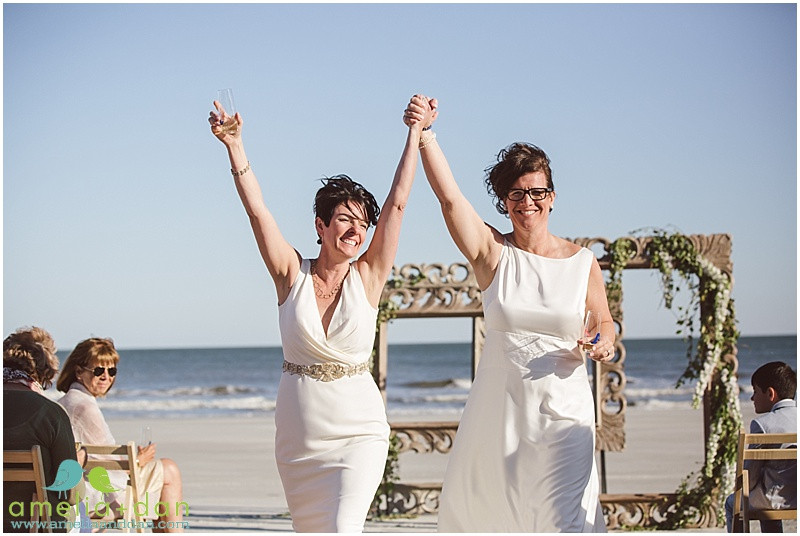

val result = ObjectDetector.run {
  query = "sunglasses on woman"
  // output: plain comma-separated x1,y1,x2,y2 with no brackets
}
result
83,366,117,377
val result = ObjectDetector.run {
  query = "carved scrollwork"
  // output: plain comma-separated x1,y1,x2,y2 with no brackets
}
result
601,493,719,529
721,351,739,376
376,488,721,528
376,484,441,516
596,345,627,451
573,234,732,275
394,263,474,286
603,370,627,412
687,234,733,276
391,423,458,454
602,494,670,529
597,412,625,451
384,263,482,317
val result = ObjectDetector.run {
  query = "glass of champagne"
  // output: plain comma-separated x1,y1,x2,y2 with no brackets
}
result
582,310,601,353
217,88,238,134
141,426,152,447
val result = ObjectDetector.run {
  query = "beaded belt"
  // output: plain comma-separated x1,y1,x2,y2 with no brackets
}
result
282,359,370,382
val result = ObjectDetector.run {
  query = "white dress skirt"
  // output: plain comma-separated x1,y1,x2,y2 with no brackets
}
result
276,259,390,532
437,242,606,532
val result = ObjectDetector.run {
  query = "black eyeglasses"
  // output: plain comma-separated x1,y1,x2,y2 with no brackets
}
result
83,366,117,377
506,187,553,202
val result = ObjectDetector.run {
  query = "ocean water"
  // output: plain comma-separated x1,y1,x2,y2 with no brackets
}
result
45,336,795,419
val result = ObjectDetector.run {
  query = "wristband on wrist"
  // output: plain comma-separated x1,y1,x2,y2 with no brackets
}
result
231,161,251,177
419,131,437,149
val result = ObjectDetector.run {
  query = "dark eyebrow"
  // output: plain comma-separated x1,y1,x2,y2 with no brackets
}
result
336,207,369,225
509,187,548,192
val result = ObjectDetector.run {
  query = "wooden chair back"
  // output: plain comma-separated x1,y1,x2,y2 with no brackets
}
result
3,445,53,532
80,441,143,533
732,430,797,532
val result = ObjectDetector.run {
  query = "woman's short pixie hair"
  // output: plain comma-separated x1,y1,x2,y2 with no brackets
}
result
56,337,120,394
3,326,59,389
484,143,554,216
313,175,380,240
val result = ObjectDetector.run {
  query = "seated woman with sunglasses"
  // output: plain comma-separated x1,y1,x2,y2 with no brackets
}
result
57,338,184,532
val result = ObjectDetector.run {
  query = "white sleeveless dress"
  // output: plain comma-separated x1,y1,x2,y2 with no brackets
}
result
438,241,606,532
276,258,390,532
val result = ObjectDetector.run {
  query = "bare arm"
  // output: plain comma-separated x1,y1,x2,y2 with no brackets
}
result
584,258,616,362
409,98,501,289
209,102,300,303
357,96,437,304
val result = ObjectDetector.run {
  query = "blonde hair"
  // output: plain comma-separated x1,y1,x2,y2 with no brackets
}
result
56,337,120,395
3,326,59,389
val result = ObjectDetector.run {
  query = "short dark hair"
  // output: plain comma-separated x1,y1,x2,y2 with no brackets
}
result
484,142,554,216
313,175,380,242
751,361,797,401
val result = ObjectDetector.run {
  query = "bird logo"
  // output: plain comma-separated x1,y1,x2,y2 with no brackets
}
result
87,466,121,494
44,459,84,499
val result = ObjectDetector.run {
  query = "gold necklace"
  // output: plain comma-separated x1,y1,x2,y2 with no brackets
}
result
310,260,347,299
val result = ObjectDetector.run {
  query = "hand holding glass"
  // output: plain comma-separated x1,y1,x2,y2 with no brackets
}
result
582,310,601,352
216,88,238,134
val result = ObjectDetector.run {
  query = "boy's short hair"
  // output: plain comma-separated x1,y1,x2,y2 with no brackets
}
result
751,361,797,401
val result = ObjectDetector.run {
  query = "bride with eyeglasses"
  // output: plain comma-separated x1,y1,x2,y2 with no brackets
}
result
57,337,185,532
404,95,613,532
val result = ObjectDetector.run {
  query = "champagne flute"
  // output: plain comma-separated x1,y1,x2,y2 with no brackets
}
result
582,310,601,353
141,426,152,447
217,88,238,134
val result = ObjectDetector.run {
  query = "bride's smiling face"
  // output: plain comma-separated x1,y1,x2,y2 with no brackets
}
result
316,202,369,258
504,172,555,230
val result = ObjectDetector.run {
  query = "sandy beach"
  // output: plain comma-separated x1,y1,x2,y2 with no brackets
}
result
102,403,777,532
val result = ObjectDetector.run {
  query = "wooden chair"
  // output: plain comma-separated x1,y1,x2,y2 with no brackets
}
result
732,430,797,532
81,441,144,533
3,445,52,532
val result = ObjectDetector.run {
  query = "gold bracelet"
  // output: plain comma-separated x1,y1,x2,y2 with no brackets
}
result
419,131,437,150
231,161,251,177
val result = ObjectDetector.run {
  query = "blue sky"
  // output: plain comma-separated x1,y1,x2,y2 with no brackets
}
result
4,3,796,349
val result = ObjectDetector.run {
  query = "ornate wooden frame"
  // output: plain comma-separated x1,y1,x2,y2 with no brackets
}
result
372,233,735,528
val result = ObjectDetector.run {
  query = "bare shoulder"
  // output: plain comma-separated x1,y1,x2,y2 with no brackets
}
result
465,224,504,290
276,250,303,305
354,258,386,308
488,224,506,248
483,223,507,268
553,236,583,258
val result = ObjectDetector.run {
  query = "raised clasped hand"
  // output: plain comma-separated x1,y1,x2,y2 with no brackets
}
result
208,100,242,144
403,94,438,132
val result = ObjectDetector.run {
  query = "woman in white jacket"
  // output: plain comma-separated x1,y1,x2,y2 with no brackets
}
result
58,337,184,532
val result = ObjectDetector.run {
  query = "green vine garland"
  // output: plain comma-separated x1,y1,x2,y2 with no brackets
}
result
606,229,742,528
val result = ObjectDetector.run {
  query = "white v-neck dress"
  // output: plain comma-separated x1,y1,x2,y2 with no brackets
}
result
276,258,390,532
437,241,606,532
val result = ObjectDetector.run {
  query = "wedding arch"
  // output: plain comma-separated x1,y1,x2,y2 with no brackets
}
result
370,231,740,529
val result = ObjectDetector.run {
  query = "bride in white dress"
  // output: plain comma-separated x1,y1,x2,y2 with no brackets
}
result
404,96,614,532
209,98,436,532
